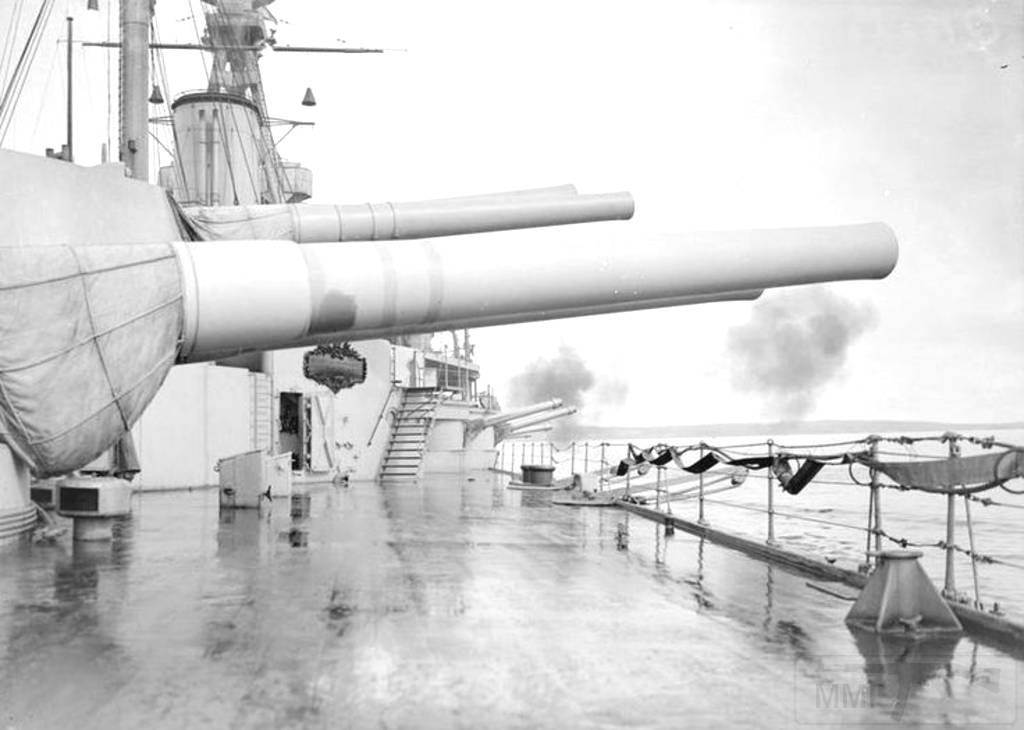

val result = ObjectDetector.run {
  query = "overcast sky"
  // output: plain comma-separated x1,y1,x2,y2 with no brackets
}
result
4,0,1022,426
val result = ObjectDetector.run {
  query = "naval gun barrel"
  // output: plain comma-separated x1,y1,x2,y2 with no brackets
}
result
506,405,578,430
476,399,564,430
501,406,578,433
507,424,554,438
173,221,897,363
185,187,633,243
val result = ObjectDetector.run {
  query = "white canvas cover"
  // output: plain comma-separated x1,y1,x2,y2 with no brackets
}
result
0,244,182,476
186,205,297,241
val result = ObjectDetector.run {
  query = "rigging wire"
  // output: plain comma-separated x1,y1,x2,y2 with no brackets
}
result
0,0,28,93
698,497,868,533
27,21,59,143
0,0,57,143
151,16,189,193
105,0,111,157
225,91,263,201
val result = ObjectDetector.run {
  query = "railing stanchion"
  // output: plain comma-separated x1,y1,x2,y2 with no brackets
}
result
863,437,882,571
943,437,959,599
872,442,882,561
964,493,981,609
570,442,576,475
698,443,708,526
863,487,875,571
767,439,776,545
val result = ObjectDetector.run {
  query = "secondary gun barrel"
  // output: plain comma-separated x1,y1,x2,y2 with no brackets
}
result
502,406,578,432
477,399,564,429
173,221,898,362
507,424,555,438
184,189,633,243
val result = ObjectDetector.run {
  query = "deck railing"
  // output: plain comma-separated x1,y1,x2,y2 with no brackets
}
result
498,432,1024,617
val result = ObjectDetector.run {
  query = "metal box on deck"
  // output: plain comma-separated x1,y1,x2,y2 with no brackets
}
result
218,450,292,509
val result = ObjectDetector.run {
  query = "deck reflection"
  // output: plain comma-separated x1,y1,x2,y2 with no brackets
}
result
0,472,1020,728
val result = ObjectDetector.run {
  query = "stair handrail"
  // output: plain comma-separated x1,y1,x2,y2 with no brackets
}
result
367,385,398,447
403,389,447,420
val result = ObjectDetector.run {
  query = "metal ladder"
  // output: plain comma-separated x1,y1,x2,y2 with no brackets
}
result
378,387,439,481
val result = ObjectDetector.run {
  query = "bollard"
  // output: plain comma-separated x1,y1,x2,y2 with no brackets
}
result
520,464,555,486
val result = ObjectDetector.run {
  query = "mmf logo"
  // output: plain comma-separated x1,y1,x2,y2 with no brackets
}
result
794,655,1016,725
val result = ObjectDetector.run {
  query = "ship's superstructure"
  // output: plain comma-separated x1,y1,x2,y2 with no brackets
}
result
155,0,310,205
140,0,508,486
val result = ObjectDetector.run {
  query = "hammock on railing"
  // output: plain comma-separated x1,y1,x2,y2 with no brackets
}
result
612,441,1024,498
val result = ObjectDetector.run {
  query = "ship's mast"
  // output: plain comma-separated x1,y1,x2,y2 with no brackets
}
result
120,0,151,179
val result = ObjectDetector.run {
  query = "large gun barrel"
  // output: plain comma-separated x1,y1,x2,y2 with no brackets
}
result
174,222,897,362
185,188,633,243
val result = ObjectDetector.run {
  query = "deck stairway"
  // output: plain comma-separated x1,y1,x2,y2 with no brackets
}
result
378,387,440,481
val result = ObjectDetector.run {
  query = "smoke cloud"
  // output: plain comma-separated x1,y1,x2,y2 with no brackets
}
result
727,288,878,420
508,345,595,408
507,345,627,438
